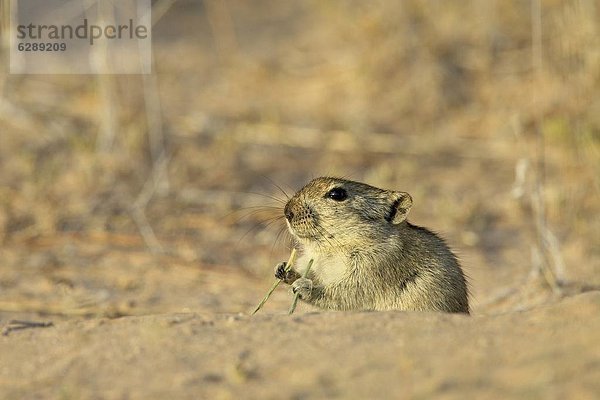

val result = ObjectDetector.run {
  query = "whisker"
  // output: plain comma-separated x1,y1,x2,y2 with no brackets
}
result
270,225,291,259
244,191,287,205
314,223,345,251
238,205,282,210
223,207,272,221
236,208,280,220
236,215,285,245
262,216,285,230
262,176,291,200
228,205,283,222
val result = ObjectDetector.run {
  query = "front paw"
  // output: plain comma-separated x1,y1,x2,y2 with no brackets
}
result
274,262,300,284
274,262,287,280
291,278,313,300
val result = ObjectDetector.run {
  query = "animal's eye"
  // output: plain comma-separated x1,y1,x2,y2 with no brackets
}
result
326,187,348,201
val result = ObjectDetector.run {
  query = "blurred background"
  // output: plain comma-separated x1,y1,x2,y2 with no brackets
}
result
0,0,598,319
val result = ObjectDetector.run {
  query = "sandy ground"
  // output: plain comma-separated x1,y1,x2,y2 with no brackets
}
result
1,1,599,399
1,291,599,399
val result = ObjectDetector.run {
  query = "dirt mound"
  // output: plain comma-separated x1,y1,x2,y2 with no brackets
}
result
1,292,598,399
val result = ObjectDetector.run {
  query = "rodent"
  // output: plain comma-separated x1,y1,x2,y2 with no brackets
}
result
275,177,469,314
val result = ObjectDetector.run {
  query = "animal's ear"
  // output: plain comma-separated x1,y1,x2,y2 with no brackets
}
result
386,191,413,224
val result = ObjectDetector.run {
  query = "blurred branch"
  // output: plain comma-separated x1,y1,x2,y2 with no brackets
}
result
0,97,38,131
0,0,9,49
530,0,564,293
482,1,572,310
228,121,508,161
143,54,170,194
205,0,239,64
95,74,118,152
152,0,178,26
137,15,171,251
93,2,118,153
0,0,12,95
130,153,169,254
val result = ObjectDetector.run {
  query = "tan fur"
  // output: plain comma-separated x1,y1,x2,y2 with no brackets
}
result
280,177,470,314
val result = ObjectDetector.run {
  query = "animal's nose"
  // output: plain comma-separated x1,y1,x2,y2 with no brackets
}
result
284,203,294,222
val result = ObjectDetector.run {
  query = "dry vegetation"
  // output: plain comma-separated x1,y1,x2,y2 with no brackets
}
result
0,0,597,317
0,1,599,398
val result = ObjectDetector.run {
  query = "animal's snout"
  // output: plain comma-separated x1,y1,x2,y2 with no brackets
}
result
284,202,294,222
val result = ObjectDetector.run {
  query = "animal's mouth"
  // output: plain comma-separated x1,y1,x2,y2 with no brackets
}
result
286,220,318,241
286,219,335,243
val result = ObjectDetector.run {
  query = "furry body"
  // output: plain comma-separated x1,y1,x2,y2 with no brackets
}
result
278,177,469,314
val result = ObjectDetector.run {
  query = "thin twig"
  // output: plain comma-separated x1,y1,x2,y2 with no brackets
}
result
288,259,313,315
2,320,54,337
531,0,563,295
205,0,239,64
142,53,170,194
130,153,169,253
251,248,297,315
0,0,8,40
152,0,178,26
93,2,118,152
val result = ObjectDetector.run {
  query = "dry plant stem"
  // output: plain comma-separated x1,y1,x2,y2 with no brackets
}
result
152,0,179,26
0,0,8,37
130,154,169,254
251,248,297,315
2,320,53,336
205,0,239,64
530,0,563,295
288,259,314,315
142,54,170,193
93,2,118,152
